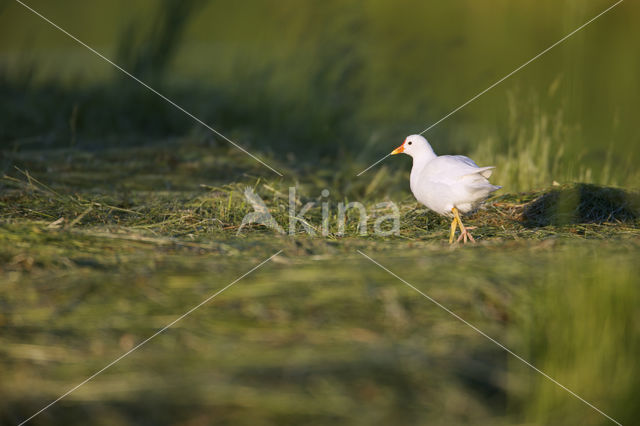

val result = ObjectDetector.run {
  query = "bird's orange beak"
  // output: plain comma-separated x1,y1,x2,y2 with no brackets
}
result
390,142,405,155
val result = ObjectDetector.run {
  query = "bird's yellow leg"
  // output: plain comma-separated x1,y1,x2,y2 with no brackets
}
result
452,207,466,233
449,216,458,244
452,207,475,243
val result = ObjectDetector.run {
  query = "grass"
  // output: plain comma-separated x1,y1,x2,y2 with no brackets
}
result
1,141,639,425
2,2,639,422
3,1,640,185
470,91,640,193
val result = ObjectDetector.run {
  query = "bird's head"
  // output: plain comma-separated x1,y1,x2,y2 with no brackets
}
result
390,134,431,158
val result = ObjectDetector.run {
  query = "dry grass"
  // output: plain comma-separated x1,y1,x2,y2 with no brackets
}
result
1,144,639,425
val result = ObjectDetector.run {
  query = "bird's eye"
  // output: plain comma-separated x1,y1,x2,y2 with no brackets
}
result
407,141,412,145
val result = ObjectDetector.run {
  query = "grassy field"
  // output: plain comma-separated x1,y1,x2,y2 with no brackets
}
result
2,1,639,424
1,140,639,425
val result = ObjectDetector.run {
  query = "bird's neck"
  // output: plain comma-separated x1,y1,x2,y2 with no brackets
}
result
410,151,437,189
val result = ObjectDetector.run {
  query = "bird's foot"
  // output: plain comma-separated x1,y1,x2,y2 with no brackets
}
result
456,226,476,244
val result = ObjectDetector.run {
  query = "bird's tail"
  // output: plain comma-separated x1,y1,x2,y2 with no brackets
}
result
464,166,495,179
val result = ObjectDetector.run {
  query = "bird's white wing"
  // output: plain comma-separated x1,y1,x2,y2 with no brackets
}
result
424,155,490,183
449,156,497,179
449,155,479,168
462,166,495,179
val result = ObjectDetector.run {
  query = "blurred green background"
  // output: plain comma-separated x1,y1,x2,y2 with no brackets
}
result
1,0,639,188
1,1,639,425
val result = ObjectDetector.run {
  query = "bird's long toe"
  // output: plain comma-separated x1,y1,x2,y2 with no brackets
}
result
456,226,477,244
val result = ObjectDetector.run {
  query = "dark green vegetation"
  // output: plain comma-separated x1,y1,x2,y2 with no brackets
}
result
1,144,639,425
2,0,640,189
2,1,640,425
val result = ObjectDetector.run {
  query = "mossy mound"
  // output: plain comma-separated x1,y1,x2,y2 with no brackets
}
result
522,184,640,227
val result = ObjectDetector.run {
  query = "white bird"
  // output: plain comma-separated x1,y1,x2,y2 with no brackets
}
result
390,134,501,243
